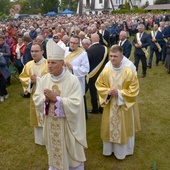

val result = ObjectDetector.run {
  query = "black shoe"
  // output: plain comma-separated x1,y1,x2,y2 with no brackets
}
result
88,109,99,114
142,74,146,78
147,65,151,68
20,93,30,98
99,106,103,114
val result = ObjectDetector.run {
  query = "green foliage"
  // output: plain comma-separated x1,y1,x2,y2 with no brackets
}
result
0,0,11,15
41,0,60,14
60,0,78,13
154,0,170,4
124,0,130,10
142,0,150,8
112,8,146,14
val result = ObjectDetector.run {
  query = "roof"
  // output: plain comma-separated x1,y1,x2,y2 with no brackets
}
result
145,4,170,10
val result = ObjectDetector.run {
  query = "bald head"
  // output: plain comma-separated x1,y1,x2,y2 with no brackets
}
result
91,33,99,43
119,31,127,41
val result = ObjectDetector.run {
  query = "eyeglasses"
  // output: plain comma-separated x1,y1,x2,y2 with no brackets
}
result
30,50,41,53
53,36,59,39
70,41,79,45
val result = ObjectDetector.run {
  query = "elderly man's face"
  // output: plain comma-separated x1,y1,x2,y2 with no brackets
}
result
47,60,64,76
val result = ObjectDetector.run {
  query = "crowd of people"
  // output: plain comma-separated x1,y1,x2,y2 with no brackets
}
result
0,12,170,169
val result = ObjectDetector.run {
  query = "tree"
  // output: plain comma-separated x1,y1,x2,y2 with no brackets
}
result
60,0,78,12
142,0,149,8
0,0,11,15
154,0,170,4
41,0,60,14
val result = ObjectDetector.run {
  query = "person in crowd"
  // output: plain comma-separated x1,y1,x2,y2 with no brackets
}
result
148,23,163,68
165,38,170,74
132,24,150,78
0,53,11,102
159,21,170,64
36,35,47,59
62,34,70,47
12,34,26,74
87,33,108,114
19,42,48,145
82,38,91,51
0,34,11,86
115,21,123,44
95,45,141,160
29,26,38,40
64,35,89,119
53,33,66,50
22,35,33,65
119,31,132,59
98,24,110,47
33,40,87,170
107,22,116,46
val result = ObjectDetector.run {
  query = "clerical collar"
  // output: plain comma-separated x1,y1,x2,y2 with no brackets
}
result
52,67,66,80
34,57,45,65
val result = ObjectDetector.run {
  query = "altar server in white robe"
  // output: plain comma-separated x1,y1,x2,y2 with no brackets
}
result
64,35,89,96
33,39,87,170
95,45,141,160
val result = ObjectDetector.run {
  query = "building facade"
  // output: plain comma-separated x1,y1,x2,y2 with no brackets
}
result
77,0,155,14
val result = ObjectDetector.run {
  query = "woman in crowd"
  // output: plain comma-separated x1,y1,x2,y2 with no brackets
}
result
12,34,26,74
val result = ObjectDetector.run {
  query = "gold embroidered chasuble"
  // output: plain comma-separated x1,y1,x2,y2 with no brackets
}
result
33,70,87,169
95,66,141,145
19,59,48,126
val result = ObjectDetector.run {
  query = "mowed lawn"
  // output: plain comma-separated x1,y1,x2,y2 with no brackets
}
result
0,46,170,170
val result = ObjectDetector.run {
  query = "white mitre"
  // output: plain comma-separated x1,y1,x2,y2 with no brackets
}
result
46,39,65,60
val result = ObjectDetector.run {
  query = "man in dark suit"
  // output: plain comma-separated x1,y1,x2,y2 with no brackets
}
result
119,31,132,59
98,24,110,47
87,33,108,113
148,23,163,68
22,35,32,65
132,24,150,78
159,21,170,64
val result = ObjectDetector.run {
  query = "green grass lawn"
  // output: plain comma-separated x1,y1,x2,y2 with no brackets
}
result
0,46,170,170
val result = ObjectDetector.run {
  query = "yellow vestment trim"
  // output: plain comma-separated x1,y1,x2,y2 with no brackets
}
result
158,27,168,43
87,46,108,82
151,31,162,52
136,33,149,58
99,29,108,46
65,47,83,62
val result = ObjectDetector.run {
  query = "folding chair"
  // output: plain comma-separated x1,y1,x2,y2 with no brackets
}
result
9,63,19,81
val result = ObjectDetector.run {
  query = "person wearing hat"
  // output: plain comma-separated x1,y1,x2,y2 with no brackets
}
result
33,39,87,170
19,42,48,145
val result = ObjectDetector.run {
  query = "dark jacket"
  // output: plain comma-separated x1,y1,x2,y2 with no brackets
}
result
87,43,108,74
133,32,150,56
22,42,32,65
0,55,11,79
0,42,11,66
121,40,132,58
150,31,163,50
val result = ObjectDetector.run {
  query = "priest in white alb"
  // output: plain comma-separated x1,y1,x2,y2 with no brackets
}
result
33,39,87,170
95,45,141,160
